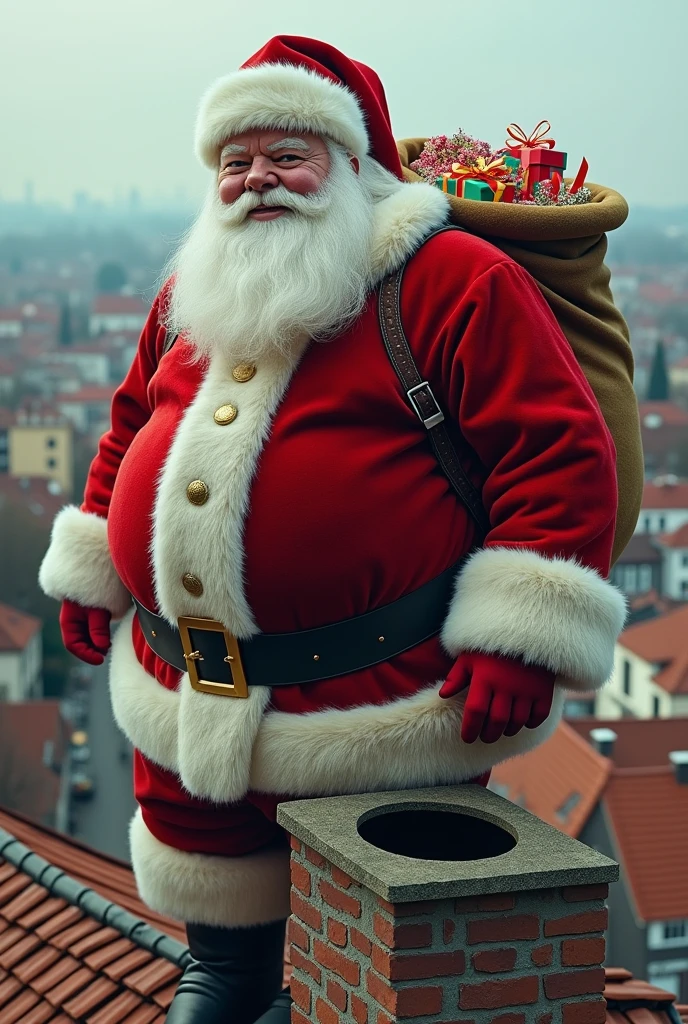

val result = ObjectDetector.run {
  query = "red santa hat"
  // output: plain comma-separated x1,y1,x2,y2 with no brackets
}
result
194,35,404,180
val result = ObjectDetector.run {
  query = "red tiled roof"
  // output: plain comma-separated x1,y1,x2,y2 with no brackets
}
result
0,603,41,651
638,402,688,427
92,297,147,316
604,967,678,1024
619,605,688,694
642,480,688,509
604,766,688,920
626,589,686,619
656,522,688,548
0,806,186,1022
567,717,688,769
490,722,611,837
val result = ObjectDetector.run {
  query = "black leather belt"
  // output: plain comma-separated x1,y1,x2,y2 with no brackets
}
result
133,557,465,698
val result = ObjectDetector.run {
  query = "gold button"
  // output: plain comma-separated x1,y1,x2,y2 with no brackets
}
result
186,480,209,505
232,363,257,383
182,573,203,597
214,404,238,425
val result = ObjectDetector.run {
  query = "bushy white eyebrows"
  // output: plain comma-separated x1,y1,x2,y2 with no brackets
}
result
265,137,310,152
220,143,247,158
220,138,310,163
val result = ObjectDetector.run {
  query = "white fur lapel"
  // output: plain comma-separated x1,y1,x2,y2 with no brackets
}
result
368,182,449,285
151,340,309,636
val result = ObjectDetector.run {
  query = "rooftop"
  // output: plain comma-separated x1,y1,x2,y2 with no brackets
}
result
619,605,688,694
91,296,147,317
491,717,688,922
656,522,688,548
0,603,42,652
0,703,65,825
616,532,662,563
0,806,186,1023
638,403,688,427
641,479,688,509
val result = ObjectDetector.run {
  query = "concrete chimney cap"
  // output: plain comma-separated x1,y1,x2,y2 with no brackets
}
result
668,751,688,765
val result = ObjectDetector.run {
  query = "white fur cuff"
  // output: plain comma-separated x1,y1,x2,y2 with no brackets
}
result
440,546,627,691
129,809,291,927
38,505,132,618
195,63,369,169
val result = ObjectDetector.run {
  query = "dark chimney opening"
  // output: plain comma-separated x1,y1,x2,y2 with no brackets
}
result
590,727,618,758
357,807,516,861
669,751,688,784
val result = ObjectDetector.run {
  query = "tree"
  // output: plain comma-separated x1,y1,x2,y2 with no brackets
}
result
646,340,670,402
58,301,73,346
96,261,127,294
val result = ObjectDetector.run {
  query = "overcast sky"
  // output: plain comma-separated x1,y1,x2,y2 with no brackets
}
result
2,0,684,208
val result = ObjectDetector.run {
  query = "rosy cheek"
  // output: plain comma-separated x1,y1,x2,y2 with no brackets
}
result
218,176,241,205
282,166,326,195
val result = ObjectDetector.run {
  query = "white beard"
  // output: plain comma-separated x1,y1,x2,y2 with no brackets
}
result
164,145,383,365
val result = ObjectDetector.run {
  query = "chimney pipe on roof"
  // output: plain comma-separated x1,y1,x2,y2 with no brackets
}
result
669,751,688,784
590,728,618,757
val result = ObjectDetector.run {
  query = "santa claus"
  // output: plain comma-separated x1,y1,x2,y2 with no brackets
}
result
39,35,626,1024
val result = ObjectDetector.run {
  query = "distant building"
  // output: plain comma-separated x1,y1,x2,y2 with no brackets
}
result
638,403,688,479
599,604,688,719
1,404,74,496
40,345,111,386
0,603,42,701
0,702,67,825
56,384,116,435
635,477,688,535
491,716,688,1000
89,295,147,336
611,533,662,597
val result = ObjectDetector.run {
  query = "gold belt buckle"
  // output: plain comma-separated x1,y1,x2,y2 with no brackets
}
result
177,616,249,698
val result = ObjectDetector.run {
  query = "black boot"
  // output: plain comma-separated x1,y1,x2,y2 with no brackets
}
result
252,989,292,1024
165,918,287,1024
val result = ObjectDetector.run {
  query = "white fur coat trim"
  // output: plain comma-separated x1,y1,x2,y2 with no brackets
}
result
38,505,132,618
195,62,369,169
440,545,627,691
110,611,566,804
129,809,291,927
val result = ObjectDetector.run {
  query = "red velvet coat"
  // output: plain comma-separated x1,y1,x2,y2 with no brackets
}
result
39,214,625,924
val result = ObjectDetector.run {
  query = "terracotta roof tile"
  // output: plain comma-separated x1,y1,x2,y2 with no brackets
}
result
604,968,682,1024
35,904,84,939
62,974,119,1017
51,914,102,949
0,602,42,651
103,948,154,981
642,479,688,506
151,979,178,1009
0,975,22,1007
31,954,81,994
122,1004,163,1023
86,988,144,1023
0,931,41,969
123,957,181,996
1,881,50,920
69,925,122,958
0,872,33,905
0,926,27,956
18,1001,59,1023
18,896,68,929
0,988,42,1023
44,963,97,1006
490,721,611,836
13,945,61,983
84,938,137,971
603,767,688,920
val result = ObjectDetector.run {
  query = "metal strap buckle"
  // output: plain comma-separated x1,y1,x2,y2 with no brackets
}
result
406,382,445,429
177,616,249,698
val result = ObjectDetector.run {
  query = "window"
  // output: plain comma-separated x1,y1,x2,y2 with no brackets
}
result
648,920,688,949
638,564,653,591
45,437,57,449
652,695,661,717
46,457,57,469
683,554,688,568
622,659,632,696
644,516,652,532
659,516,666,531
0,684,8,701
682,581,688,598
624,566,638,594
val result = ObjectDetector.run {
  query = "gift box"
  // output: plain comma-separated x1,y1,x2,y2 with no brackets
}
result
437,173,461,196
462,179,516,203
502,154,521,172
520,148,567,171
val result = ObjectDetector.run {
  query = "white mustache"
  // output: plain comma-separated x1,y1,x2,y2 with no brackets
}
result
216,183,334,227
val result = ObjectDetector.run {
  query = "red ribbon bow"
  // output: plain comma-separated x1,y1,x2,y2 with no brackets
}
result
505,120,556,153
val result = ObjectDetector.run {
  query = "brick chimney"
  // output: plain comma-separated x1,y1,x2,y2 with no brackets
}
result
277,785,618,1024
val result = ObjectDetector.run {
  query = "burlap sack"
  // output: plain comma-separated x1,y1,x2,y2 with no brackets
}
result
398,138,643,565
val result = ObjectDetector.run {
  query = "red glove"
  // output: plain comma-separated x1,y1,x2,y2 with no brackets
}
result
439,650,555,744
59,599,112,666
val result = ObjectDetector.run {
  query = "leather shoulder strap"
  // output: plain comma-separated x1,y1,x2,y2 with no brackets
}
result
378,227,491,541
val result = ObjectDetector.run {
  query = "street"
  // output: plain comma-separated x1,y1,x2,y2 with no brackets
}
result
69,656,137,862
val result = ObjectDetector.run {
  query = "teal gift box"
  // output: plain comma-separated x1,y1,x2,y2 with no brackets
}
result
462,180,494,202
436,174,460,196
503,154,521,171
